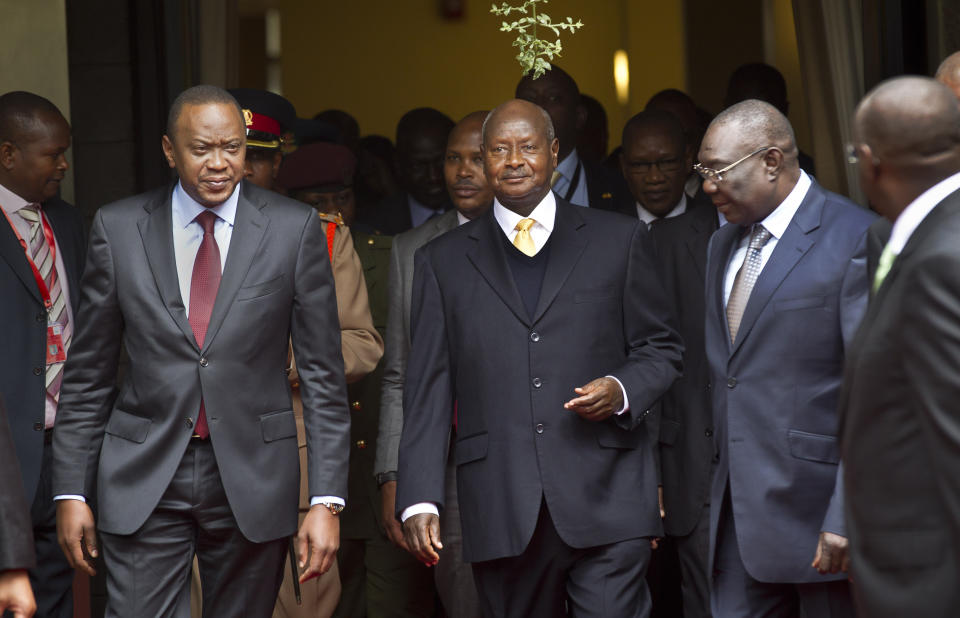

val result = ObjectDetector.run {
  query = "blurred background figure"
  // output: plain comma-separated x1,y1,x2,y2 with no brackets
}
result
229,88,296,190
577,94,609,165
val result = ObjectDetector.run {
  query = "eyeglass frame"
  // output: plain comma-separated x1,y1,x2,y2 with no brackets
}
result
624,156,685,175
693,146,774,184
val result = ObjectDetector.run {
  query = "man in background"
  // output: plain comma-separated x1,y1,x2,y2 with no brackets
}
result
0,396,38,618
229,88,297,191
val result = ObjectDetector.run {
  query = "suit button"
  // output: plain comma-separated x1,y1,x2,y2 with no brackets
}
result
706,382,712,391
532,378,542,388
536,423,544,434
726,377,737,389
186,417,194,428
351,401,362,411
33,367,42,376
705,428,713,437
356,440,367,449
530,331,540,342
34,422,44,431
200,357,209,367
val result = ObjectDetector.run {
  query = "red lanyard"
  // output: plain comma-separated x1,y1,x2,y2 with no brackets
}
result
1,203,57,311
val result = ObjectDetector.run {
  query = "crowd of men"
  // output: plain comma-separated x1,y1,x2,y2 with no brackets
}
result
3,51,960,618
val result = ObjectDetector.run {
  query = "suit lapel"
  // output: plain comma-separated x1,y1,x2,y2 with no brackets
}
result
201,183,268,353
466,211,530,326
730,185,822,356
0,211,42,304
708,222,740,355
684,200,719,282
137,186,198,352
532,201,586,323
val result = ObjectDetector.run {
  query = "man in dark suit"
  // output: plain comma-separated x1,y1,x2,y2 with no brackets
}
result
397,99,682,617
0,90,86,618
377,111,493,618
357,108,454,235
0,396,38,618
52,85,350,616
840,76,960,618
516,66,633,214
700,100,874,617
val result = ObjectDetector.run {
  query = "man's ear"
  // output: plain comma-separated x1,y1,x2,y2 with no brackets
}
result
551,137,560,165
161,135,177,169
764,147,785,179
0,140,17,171
271,150,283,179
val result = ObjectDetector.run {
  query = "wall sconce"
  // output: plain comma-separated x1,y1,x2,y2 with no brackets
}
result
614,49,629,106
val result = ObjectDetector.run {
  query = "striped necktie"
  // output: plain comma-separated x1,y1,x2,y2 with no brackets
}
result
18,204,71,412
726,224,772,343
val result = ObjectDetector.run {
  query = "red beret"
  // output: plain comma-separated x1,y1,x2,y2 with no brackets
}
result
277,142,357,192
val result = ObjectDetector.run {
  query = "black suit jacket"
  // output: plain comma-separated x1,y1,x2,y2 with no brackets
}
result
840,188,960,617
0,196,85,506
396,198,683,562
583,161,634,215
53,181,349,542
0,395,35,571
649,191,719,537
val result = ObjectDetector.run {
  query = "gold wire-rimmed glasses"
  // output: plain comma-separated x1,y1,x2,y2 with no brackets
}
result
694,146,773,184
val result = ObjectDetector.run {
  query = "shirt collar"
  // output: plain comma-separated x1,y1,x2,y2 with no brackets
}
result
493,190,557,237
555,148,581,180
456,211,470,226
172,180,240,229
756,170,811,240
887,170,960,255
636,194,687,225
0,181,34,213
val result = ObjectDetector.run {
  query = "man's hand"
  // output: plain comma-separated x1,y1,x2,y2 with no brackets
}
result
56,499,98,576
402,513,442,567
379,481,410,551
0,570,36,617
563,377,623,421
658,486,665,519
811,531,850,574
296,504,340,583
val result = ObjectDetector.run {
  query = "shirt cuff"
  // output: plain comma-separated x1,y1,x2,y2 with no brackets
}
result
54,495,86,503
606,375,630,415
309,496,345,507
401,502,439,522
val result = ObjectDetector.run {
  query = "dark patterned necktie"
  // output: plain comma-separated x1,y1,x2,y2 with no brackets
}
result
188,210,221,438
726,224,772,343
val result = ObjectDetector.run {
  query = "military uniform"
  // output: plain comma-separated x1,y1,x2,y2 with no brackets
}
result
333,231,436,618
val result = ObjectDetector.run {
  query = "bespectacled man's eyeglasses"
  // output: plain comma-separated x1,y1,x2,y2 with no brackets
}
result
694,146,773,184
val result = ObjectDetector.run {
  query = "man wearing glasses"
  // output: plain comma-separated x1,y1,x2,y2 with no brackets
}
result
698,100,874,617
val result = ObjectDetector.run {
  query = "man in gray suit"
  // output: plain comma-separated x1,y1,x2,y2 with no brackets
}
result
52,85,350,616
376,111,492,617
700,100,874,616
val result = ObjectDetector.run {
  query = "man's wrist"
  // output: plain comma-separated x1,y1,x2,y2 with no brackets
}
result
54,495,86,503
400,502,439,522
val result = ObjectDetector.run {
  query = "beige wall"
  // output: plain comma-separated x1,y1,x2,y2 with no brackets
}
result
0,0,74,202
279,0,685,149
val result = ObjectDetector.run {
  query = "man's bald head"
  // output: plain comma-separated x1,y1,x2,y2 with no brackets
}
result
853,76,960,219
935,51,960,101
482,99,555,146
709,99,798,160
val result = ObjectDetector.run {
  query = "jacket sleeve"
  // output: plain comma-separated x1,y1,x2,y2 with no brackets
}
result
0,398,36,571
331,225,383,383
375,237,407,477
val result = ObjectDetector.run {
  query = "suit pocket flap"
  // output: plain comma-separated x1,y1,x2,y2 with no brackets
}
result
237,275,284,300
260,409,297,442
454,432,488,465
787,429,839,464
105,409,151,443
659,419,680,446
774,295,825,312
597,425,642,449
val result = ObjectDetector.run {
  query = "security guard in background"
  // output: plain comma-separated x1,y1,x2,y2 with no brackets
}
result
278,143,436,617
228,88,296,190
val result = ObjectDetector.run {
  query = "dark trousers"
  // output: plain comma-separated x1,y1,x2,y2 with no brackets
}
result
26,434,74,618
711,492,853,618
435,436,481,618
673,502,712,618
100,440,287,617
471,500,652,618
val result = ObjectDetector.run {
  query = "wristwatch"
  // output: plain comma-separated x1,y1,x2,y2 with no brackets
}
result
319,502,344,515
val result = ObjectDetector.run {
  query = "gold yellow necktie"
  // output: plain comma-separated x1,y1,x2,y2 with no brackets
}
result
873,243,896,293
513,218,537,256
551,170,562,187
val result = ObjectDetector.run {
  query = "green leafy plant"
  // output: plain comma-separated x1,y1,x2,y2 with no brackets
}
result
491,0,584,79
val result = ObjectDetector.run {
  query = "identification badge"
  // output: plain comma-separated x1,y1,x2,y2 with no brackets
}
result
47,323,66,364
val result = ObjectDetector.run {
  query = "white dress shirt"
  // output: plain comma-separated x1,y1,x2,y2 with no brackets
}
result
636,194,688,228
885,170,960,256
553,149,589,208
723,171,811,305
401,190,632,523
0,182,76,428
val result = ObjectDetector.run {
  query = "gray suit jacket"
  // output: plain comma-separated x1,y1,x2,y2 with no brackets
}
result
52,181,350,543
704,179,874,583
840,188,960,617
376,209,459,477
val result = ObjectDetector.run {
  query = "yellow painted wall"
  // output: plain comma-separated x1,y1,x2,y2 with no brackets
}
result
279,0,685,149
0,0,74,202
766,0,812,156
